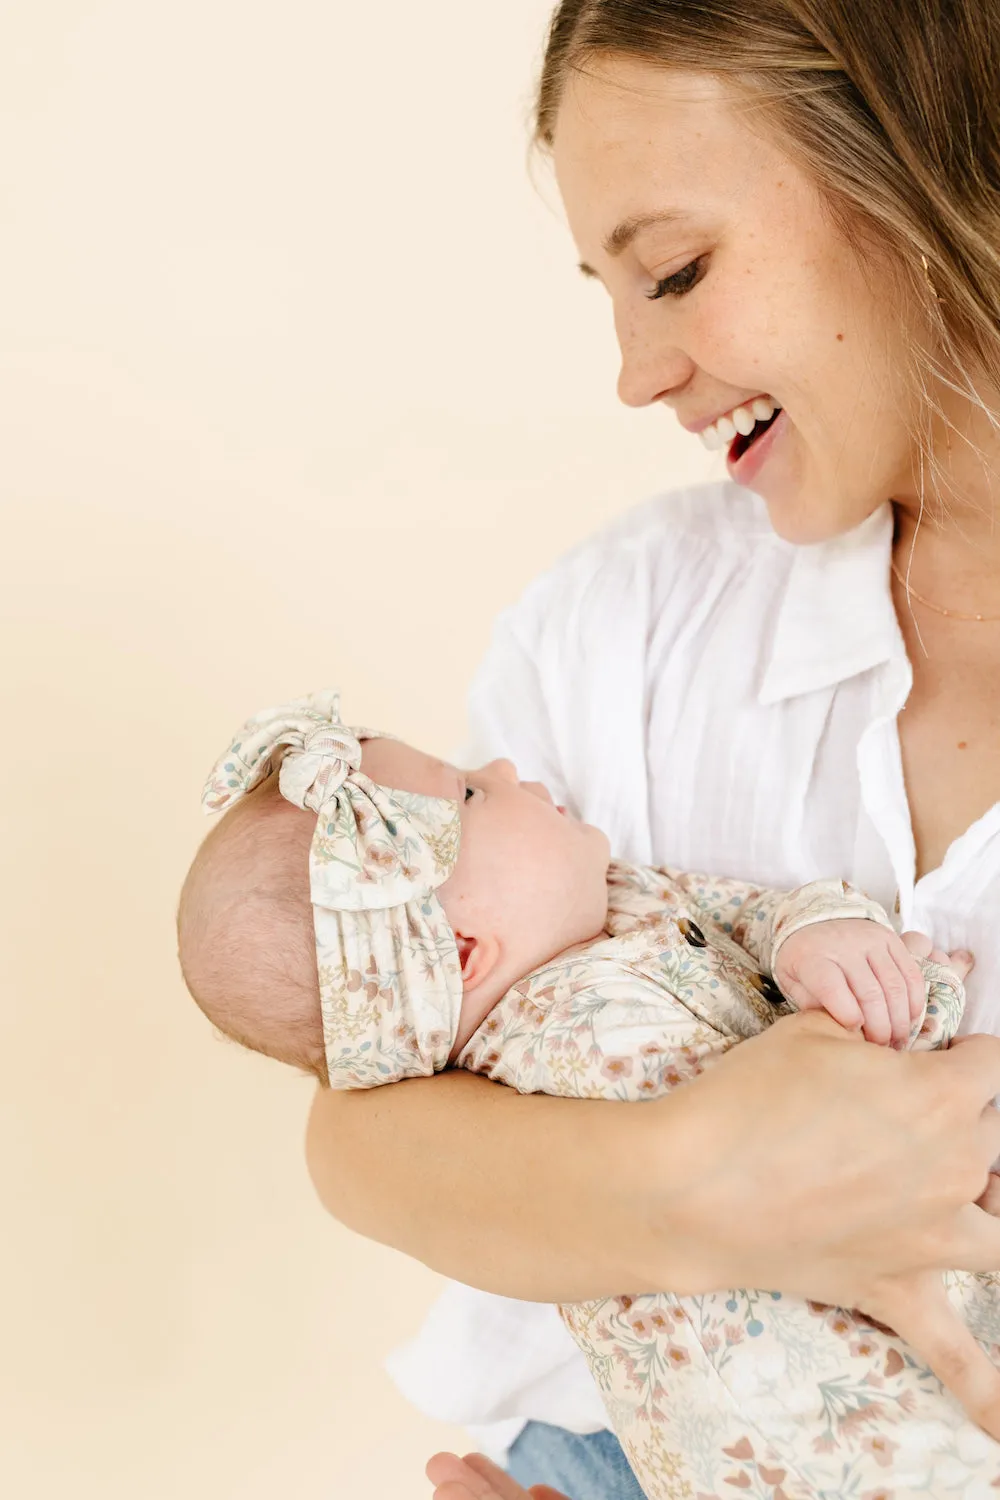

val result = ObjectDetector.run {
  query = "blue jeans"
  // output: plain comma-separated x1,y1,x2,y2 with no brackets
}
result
506,1422,646,1499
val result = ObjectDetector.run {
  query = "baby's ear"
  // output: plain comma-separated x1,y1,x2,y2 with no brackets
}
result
454,932,502,994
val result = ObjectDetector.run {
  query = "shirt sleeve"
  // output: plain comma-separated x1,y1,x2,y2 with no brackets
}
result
656,868,895,973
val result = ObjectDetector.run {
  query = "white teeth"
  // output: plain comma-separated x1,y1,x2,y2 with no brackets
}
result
697,396,780,453
732,404,756,437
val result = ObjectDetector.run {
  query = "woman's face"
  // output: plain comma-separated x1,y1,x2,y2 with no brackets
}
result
552,59,926,543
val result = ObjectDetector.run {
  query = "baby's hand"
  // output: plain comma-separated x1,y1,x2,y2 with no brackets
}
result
773,921,973,1048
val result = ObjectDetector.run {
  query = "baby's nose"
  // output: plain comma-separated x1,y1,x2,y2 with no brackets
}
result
484,758,519,784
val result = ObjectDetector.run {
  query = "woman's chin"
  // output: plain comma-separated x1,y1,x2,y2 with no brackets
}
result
759,485,882,546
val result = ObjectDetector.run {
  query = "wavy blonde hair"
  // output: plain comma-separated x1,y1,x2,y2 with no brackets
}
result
535,0,1000,507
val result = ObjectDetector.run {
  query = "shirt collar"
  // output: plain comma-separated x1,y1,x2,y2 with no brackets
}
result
759,503,904,705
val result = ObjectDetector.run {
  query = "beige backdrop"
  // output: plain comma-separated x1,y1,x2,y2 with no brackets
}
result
0,3,717,1497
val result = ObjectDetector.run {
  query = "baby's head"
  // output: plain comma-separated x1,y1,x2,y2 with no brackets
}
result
178,705,611,1085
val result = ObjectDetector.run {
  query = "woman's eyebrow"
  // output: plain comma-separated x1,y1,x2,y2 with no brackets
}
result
579,208,689,277
603,208,686,257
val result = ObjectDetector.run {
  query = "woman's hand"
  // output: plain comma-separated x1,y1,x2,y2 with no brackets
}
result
664,1010,1000,1438
426,1451,567,1500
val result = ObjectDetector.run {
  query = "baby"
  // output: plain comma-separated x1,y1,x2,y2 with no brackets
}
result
179,693,1000,1498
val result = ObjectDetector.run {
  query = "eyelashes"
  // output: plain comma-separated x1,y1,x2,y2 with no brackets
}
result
646,256,707,301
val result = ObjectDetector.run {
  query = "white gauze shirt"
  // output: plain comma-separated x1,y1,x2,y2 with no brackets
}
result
386,481,1000,1461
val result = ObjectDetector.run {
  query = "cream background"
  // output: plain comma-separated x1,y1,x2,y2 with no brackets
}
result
0,3,716,1497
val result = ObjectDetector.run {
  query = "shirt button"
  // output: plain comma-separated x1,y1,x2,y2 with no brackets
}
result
759,975,784,1007
679,918,707,948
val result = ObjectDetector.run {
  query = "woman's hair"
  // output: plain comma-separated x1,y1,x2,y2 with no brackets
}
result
535,1,1000,498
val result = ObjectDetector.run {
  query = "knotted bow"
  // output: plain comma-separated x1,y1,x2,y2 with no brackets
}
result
202,691,463,1088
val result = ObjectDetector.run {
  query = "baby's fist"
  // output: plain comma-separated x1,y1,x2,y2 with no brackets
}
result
773,920,926,1048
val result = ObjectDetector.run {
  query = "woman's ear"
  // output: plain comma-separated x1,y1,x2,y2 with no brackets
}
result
454,931,502,994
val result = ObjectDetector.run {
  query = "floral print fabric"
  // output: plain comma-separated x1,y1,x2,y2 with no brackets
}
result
459,861,1000,1498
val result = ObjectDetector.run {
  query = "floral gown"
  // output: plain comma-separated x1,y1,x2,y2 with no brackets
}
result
458,861,1000,1500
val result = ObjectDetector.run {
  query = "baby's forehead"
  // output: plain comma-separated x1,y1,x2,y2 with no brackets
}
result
360,736,461,803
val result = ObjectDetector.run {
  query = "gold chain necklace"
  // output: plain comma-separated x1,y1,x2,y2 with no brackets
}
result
891,560,1000,622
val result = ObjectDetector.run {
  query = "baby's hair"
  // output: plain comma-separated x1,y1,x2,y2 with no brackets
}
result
177,779,329,1085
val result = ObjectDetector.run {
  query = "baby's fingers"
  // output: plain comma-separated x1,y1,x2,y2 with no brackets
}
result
835,961,893,1046
781,965,864,1031
865,948,919,1048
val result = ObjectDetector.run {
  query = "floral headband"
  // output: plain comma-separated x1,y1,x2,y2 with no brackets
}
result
202,691,463,1088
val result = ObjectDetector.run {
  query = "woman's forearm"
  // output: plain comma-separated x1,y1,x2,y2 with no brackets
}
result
305,1067,677,1301
306,1013,1000,1308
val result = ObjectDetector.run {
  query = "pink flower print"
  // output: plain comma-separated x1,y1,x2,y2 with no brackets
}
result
861,1490,894,1500
827,1310,854,1338
702,1332,722,1353
723,1438,755,1463
639,1041,662,1056
724,1323,744,1345
860,1436,897,1468
883,1347,905,1378
665,1345,690,1369
638,1080,658,1094
482,1016,501,1036
850,1333,879,1359
601,1057,633,1081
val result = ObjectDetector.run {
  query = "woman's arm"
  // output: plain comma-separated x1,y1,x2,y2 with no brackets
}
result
307,1009,1000,1307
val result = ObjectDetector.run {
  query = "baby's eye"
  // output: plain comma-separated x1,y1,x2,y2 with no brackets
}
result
464,785,476,803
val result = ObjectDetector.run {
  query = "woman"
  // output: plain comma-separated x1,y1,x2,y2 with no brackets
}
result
307,3,1000,1496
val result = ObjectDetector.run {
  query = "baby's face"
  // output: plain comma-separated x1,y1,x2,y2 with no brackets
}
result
360,739,612,972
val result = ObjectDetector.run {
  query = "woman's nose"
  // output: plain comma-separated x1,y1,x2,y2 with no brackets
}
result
614,302,695,409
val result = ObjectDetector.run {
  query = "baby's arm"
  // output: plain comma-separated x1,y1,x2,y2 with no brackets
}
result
658,867,964,1048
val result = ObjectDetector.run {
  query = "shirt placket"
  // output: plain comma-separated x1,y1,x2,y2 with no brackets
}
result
854,655,917,927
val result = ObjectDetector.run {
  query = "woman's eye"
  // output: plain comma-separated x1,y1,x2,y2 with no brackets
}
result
646,257,706,301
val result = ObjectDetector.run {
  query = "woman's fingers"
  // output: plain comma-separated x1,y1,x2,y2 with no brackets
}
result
426,1452,570,1500
464,1455,569,1500
902,931,933,960
946,948,975,980
865,1272,1000,1443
